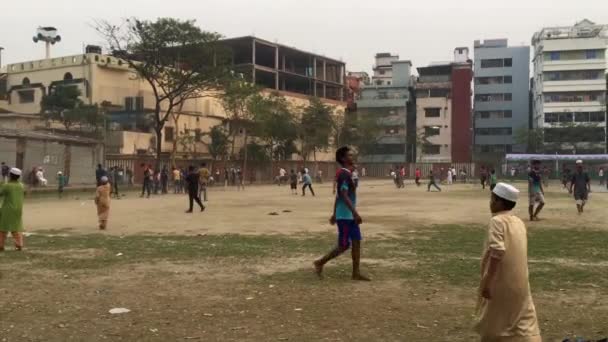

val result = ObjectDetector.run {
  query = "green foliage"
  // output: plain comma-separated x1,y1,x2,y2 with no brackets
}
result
40,86,104,132
514,126,544,153
339,112,384,156
299,97,334,160
206,125,230,161
242,142,270,162
219,81,261,158
249,92,298,160
96,17,231,166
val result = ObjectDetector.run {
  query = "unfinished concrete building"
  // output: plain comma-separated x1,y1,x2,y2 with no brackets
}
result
222,36,345,101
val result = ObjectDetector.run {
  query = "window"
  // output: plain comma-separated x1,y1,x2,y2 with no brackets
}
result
585,50,597,59
387,81,391,85
135,96,144,112
503,58,512,67
375,80,383,86
379,70,386,75
550,52,560,61
422,145,441,155
195,129,202,142
503,76,512,84
164,127,174,142
477,110,513,119
590,112,606,122
125,97,134,111
544,113,558,123
475,93,511,102
63,72,73,81
475,127,512,136
385,126,400,135
424,108,441,117
480,59,503,68
22,77,31,86
18,90,35,103
429,89,450,97
575,112,590,122
544,70,603,81
544,91,605,103
424,126,441,136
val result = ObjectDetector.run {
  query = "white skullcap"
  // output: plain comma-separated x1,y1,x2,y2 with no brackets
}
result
576,160,583,165
492,182,519,203
57,171,63,175
9,167,22,176
100,176,109,183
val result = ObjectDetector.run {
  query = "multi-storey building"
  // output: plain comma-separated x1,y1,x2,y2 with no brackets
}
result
416,48,473,163
356,54,415,163
473,39,530,159
532,19,608,153
0,37,347,161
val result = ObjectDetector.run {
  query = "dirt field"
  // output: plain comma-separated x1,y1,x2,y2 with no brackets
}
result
1,179,608,341
22,179,608,235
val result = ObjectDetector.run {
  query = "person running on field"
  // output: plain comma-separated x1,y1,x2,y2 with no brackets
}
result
427,170,442,192
289,169,298,195
185,166,205,213
302,169,315,196
475,182,541,342
0,168,25,251
314,146,370,281
415,168,422,186
569,160,591,215
598,167,605,186
489,169,498,190
480,167,488,190
528,161,545,221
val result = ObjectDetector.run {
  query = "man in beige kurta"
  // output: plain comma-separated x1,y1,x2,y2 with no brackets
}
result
475,182,541,342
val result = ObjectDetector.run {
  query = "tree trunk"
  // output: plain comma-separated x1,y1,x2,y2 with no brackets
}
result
243,129,248,185
171,114,179,167
155,127,163,172
269,139,274,181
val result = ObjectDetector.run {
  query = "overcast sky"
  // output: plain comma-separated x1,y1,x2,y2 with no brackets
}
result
2,0,608,73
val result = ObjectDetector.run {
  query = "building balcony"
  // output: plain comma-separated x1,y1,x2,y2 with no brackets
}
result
542,59,606,71
543,101,605,111
543,79,606,92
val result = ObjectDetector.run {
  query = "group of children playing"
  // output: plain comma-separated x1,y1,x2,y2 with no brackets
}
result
3,149,601,341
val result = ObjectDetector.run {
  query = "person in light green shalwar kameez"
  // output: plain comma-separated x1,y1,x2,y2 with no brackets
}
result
0,168,25,251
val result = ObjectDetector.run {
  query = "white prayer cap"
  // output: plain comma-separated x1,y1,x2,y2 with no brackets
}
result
576,160,583,165
9,167,22,176
492,182,519,203
100,176,109,183
57,171,63,175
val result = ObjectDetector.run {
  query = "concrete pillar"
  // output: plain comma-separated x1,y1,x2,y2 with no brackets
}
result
275,46,279,90
323,60,327,81
252,40,256,84
313,57,317,79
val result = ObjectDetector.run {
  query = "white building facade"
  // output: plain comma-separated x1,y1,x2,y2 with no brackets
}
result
532,19,608,153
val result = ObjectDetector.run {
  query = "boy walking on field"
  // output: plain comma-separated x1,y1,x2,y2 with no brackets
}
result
314,146,370,281
475,182,541,341
0,168,25,251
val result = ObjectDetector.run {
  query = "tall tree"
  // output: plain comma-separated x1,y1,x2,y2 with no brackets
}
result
220,81,260,182
299,97,335,162
338,112,384,158
250,92,297,177
40,86,84,131
204,125,230,161
95,17,231,169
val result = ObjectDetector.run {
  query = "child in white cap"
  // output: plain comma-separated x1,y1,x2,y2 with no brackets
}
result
95,176,111,230
475,182,541,342
0,168,25,251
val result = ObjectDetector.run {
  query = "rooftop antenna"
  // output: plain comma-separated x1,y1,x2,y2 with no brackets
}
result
33,26,61,59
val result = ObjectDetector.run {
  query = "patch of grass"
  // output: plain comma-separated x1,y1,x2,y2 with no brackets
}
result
3,224,608,291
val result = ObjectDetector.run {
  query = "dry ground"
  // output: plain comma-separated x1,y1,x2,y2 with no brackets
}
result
1,179,607,341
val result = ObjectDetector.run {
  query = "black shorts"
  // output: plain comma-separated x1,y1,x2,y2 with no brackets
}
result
290,183,297,189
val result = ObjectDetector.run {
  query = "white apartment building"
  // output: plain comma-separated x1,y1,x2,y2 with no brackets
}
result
371,53,399,86
532,19,608,153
